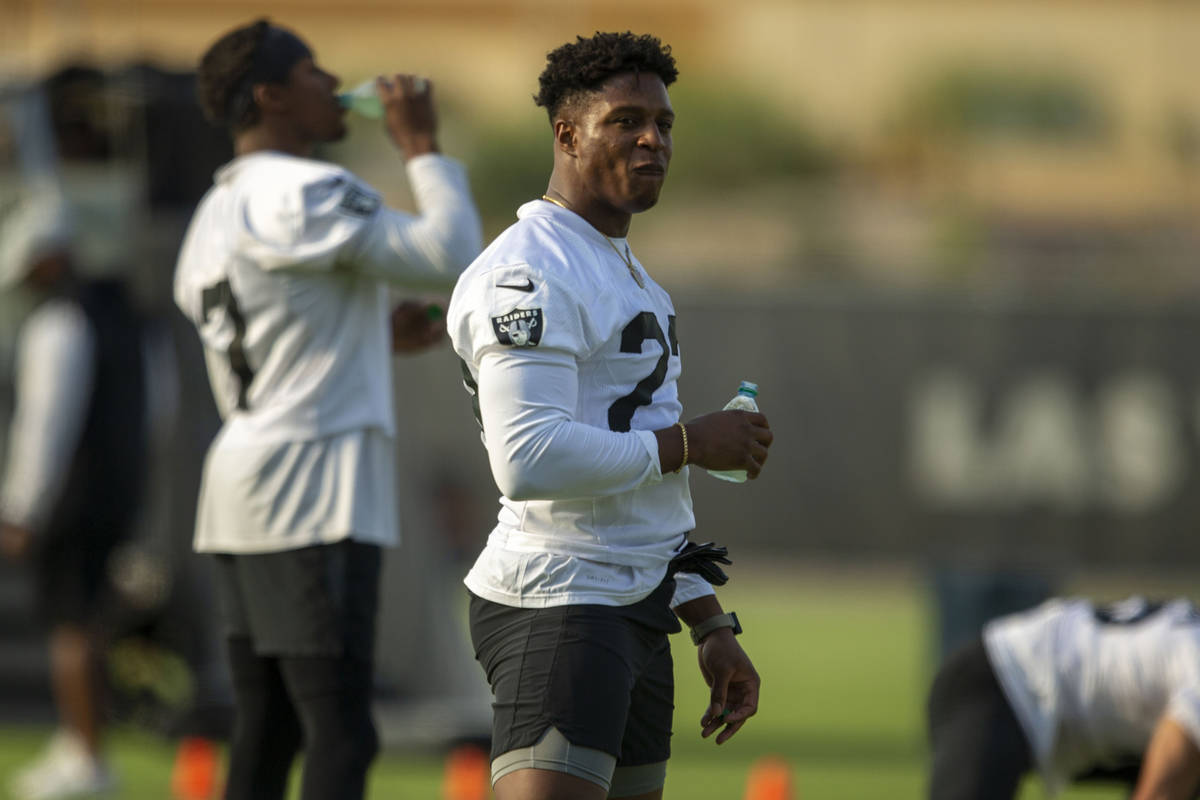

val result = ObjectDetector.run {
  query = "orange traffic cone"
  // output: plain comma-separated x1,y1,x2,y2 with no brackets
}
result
744,755,795,800
442,743,490,800
170,737,221,800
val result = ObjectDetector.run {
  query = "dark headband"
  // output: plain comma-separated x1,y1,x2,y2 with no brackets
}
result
224,26,313,126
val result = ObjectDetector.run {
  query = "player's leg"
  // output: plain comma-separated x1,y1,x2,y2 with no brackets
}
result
608,765,665,799
471,598,638,800
9,626,113,800
44,527,106,760
46,624,102,755
609,631,674,800
276,541,381,800
494,761,610,800
473,579,680,800
280,653,378,800
10,530,115,800
215,552,302,800
223,636,302,800
927,638,1032,800
48,510,140,760
491,761,670,800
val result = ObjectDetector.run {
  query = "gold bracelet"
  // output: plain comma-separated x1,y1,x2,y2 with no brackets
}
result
674,421,689,472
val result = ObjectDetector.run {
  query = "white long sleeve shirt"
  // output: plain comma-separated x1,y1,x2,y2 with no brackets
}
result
448,199,713,609
0,300,94,531
175,151,481,553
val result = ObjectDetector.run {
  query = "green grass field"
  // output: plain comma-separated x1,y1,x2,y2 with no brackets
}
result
0,562,1147,799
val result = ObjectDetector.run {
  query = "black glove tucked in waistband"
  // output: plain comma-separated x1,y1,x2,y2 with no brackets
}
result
667,541,732,586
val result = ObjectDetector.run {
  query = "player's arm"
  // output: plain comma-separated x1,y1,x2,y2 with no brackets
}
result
470,353,772,500
241,162,481,289
453,266,770,497
474,346,663,500
674,590,760,745
1132,715,1200,800
467,328,770,498
654,410,773,479
476,348,771,498
0,302,95,557
346,74,482,287
344,155,482,289
450,267,660,500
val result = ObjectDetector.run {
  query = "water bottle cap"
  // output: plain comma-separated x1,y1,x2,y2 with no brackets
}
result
737,381,758,396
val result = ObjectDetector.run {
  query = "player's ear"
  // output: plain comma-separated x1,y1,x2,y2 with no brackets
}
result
552,119,576,157
253,82,288,115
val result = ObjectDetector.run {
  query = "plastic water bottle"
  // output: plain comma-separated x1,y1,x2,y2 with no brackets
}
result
339,80,384,119
707,381,759,483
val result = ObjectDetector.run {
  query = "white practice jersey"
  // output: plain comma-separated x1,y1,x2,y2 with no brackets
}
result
175,151,480,553
985,596,1200,795
448,199,711,609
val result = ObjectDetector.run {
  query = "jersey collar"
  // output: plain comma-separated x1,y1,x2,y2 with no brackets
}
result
517,199,629,248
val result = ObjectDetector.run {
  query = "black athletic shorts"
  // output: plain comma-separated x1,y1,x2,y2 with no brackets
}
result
33,523,129,627
469,577,682,766
927,637,1033,800
212,540,380,660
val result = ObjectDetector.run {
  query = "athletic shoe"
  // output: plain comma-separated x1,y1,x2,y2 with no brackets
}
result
8,730,115,800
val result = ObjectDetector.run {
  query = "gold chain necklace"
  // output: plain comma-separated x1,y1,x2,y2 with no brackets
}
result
540,194,645,289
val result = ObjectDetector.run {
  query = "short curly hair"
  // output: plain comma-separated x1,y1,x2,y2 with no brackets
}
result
534,32,678,121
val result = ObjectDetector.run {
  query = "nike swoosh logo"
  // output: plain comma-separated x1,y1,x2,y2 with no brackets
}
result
496,279,535,292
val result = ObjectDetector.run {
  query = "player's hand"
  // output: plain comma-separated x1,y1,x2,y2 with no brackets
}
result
378,74,438,157
391,300,446,353
685,410,773,479
697,629,760,744
0,522,33,562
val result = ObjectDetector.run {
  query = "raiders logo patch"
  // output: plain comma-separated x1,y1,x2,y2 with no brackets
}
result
338,185,380,217
492,308,543,347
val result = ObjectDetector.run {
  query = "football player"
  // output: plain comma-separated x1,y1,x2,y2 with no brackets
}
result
448,31,774,800
1,179,146,800
174,19,481,800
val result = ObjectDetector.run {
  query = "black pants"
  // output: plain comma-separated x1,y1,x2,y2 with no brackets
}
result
223,639,378,800
927,638,1033,800
214,542,381,800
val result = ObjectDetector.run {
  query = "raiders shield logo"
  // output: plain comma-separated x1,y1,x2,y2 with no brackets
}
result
492,308,543,347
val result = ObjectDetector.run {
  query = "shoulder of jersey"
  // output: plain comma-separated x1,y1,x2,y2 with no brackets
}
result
230,153,368,208
227,155,382,247
451,217,573,327
1167,598,1200,625
228,152,345,187
469,215,603,291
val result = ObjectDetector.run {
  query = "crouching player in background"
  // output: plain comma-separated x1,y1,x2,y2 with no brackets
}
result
929,595,1200,800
